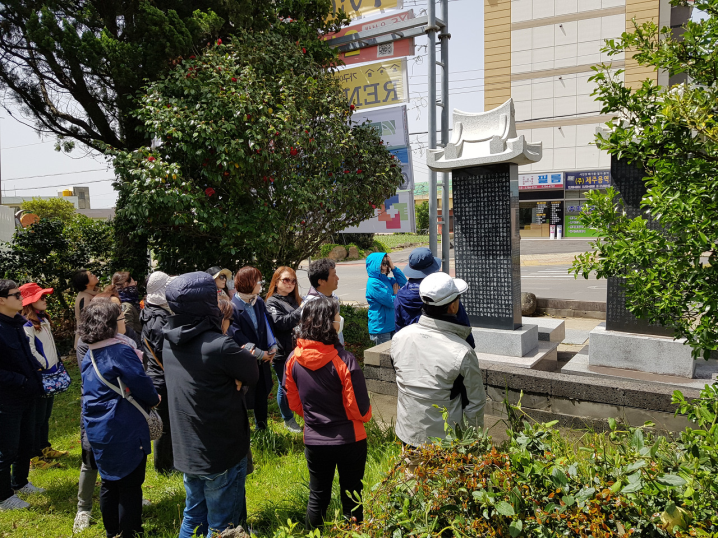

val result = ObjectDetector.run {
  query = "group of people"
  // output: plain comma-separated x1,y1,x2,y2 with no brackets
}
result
0,246,486,537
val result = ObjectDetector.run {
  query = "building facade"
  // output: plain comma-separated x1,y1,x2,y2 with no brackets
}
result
484,0,690,237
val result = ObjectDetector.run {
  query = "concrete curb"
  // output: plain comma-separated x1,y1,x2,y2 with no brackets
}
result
535,297,606,319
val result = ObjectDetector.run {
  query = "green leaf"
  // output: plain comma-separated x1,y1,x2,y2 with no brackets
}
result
658,474,687,487
495,501,515,517
551,468,568,487
625,460,647,473
509,519,523,537
608,417,617,430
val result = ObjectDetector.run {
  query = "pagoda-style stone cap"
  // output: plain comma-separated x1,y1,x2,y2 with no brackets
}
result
427,99,542,171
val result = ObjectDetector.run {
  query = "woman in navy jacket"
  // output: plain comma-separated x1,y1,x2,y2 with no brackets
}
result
228,266,277,430
79,300,159,538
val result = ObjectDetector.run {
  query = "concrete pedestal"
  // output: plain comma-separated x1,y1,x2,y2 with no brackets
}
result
588,322,695,378
522,316,565,342
471,324,538,357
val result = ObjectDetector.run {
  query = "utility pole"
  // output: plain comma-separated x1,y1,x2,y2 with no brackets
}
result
427,1,438,258
439,0,451,270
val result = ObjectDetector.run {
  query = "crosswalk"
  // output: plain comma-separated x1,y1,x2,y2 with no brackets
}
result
521,266,592,279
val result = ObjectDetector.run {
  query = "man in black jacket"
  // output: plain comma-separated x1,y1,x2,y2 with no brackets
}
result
0,279,46,511
163,272,259,536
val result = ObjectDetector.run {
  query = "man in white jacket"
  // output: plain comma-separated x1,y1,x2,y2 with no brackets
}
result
391,272,486,447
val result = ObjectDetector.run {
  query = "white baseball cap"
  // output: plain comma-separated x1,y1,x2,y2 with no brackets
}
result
419,272,468,306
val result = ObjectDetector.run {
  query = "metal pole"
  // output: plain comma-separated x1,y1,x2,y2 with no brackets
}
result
427,0,438,256
440,0,451,272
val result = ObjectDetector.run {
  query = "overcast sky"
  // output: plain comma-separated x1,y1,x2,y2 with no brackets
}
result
0,0,479,208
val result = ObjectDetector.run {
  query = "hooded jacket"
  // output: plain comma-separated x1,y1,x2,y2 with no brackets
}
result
265,293,301,364
394,279,476,348
285,339,372,445
0,312,44,404
140,304,171,389
365,252,407,335
163,272,259,475
391,315,486,447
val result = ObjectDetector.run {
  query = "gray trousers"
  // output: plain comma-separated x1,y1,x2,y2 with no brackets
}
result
77,460,98,512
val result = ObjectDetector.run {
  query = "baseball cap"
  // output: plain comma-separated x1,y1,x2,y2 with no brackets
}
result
19,282,53,307
403,247,441,279
419,272,468,306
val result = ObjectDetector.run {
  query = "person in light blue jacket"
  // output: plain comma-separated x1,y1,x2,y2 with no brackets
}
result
365,252,407,345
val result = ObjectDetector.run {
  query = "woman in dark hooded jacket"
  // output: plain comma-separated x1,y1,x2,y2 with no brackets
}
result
264,266,303,433
139,271,174,474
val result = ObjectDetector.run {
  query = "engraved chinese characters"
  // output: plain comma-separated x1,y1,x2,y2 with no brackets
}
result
453,165,522,330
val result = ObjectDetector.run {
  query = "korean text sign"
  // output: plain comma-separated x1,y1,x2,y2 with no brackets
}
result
564,170,611,190
336,59,408,111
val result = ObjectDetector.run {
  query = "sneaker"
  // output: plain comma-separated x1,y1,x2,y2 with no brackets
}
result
30,457,59,470
15,482,46,495
73,510,92,533
42,447,69,459
284,417,302,433
0,494,30,511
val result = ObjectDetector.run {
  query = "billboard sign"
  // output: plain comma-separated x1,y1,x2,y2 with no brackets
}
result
564,170,611,190
390,146,413,191
328,11,415,66
330,0,403,20
351,104,408,149
564,201,597,237
341,190,414,233
518,172,564,190
336,58,408,111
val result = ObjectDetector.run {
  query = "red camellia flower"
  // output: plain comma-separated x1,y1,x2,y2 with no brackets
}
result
372,204,376,209
205,187,215,197
246,114,251,120
302,48,307,54
148,156,156,162
190,55,196,59
290,148,298,156
350,104,355,110
275,132,280,136
217,38,222,45
223,171,230,177
357,169,363,174
328,172,333,177
231,77,237,82
344,170,350,174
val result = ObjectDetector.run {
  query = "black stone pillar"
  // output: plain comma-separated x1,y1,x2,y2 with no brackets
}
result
606,158,672,336
453,164,522,330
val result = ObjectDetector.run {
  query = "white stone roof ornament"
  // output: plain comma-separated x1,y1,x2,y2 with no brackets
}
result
427,98,542,171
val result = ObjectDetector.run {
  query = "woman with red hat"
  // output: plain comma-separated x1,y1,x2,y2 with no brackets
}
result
20,283,69,469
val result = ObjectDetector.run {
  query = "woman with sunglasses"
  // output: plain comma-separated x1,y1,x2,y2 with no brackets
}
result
229,266,277,431
264,267,303,434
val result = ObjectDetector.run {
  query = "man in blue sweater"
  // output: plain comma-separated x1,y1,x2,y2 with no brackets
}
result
394,248,475,349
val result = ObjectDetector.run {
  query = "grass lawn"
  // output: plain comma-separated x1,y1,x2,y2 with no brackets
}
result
377,234,432,250
0,358,401,538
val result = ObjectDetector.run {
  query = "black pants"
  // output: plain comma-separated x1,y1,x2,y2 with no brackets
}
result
252,363,272,430
152,385,173,474
305,439,367,529
99,455,146,538
33,395,54,457
0,399,36,501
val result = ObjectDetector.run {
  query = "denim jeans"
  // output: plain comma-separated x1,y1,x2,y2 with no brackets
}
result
0,398,36,501
272,361,293,422
178,457,248,538
369,331,394,345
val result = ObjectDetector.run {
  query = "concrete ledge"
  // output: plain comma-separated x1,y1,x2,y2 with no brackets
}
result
522,316,565,342
589,323,696,378
478,341,559,371
536,297,606,320
471,324,539,357
363,341,392,367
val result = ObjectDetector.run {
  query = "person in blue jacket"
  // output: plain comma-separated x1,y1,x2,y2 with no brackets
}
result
394,247,475,349
365,252,407,345
79,300,159,538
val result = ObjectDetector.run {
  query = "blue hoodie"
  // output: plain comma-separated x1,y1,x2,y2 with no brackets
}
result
365,252,407,335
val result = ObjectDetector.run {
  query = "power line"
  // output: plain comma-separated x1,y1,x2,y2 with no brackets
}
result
1,140,53,150
1,177,114,192
3,168,108,181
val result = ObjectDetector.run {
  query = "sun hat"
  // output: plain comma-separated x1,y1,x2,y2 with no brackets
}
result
205,266,232,282
19,283,53,307
403,247,442,279
418,272,468,306
146,272,173,307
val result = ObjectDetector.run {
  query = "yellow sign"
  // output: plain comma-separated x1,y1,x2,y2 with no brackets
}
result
331,0,402,20
335,59,408,111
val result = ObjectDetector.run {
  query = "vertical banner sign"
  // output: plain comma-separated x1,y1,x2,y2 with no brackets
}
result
342,105,415,233
330,0,403,19
326,11,416,66
336,59,409,111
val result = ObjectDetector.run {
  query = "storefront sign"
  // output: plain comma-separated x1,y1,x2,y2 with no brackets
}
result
327,11,415,66
534,201,564,226
351,105,408,149
331,0,403,19
336,59,409,111
564,170,611,190
518,172,564,190
564,202,596,237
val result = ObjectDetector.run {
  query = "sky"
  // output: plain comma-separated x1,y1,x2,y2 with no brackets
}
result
0,0,482,209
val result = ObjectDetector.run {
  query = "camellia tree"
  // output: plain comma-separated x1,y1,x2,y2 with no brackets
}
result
109,32,403,275
570,0,718,358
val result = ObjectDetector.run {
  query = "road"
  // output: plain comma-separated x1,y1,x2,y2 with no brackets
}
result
296,239,606,304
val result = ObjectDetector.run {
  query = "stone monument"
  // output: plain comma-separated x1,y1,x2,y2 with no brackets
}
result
427,99,561,369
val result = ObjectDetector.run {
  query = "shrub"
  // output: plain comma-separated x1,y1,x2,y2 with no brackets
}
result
317,243,341,258
333,387,718,538
338,233,375,251
340,304,372,361
415,200,429,234
371,238,390,254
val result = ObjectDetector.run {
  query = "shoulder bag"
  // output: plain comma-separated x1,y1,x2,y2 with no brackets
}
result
89,350,163,440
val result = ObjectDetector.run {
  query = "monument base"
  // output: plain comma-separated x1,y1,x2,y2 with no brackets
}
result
522,317,565,342
471,324,538,357
476,341,559,371
587,323,696,378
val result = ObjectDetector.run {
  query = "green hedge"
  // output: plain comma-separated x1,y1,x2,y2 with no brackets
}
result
340,304,372,361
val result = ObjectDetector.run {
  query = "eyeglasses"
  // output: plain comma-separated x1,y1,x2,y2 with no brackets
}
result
0,291,22,300
280,278,297,284
217,275,227,281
